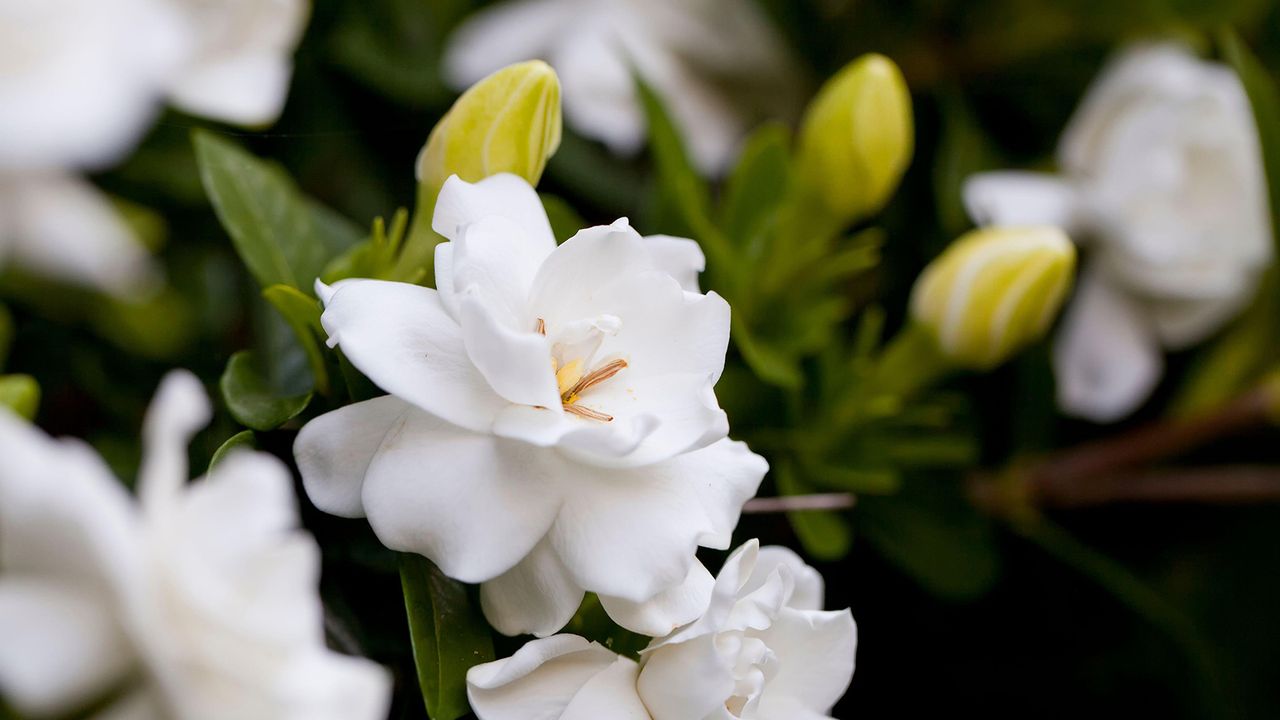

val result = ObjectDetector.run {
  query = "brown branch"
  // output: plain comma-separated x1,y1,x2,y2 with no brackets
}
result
1030,385,1276,492
974,465,1280,511
743,493,857,513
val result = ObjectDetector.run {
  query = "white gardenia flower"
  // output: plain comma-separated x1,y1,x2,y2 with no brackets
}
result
0,0,307,297
0,371,391,720
465,540,857,720
296,172,766,639
964,43,1273,422
443,0,802,174
164,0,309,126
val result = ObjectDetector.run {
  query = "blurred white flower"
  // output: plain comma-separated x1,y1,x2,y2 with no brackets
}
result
296,173,765,638
443,0,802,173
165,0,309,126
965,43,1273,421
465,541,856,720
0,371,391,719
0,0,307,297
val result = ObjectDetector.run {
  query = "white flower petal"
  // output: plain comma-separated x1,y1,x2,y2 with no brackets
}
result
0,579,133,717
561,656,649,720
467,634,618,720
598,560,714,637
0,409,141,596
746,546,825,612
0,173,161,297
755,608,857,720
137,370,211,510
295,395,413,518
442,0,573,88
530,220,656,325
552,25,647,155
274,648,394,720
638,632,736,720
1053,266,1162,422
963,172,1080,229
169,53,293,127
431,174,557,250
319,279,508,433
361,407,560,583
548,439,765,602
458,284,562,408
481,538,584,638
1146,290,1251,349
0,0,185,170
644,234,705,292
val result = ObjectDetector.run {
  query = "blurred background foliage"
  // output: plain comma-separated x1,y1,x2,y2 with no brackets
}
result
5,0,1280,717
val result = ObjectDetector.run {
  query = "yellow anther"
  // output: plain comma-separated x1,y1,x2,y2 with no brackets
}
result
556,359,584,397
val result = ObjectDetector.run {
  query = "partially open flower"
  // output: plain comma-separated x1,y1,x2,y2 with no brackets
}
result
0,372,390,719
297,173,765,638
911,225,1076,369
464,541,856,720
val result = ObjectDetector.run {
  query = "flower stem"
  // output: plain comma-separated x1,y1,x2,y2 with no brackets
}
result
743,493,857,513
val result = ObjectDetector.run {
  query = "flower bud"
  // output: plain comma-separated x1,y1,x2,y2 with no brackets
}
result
416,60,562,190
795,53,913,223
911,226,1076,369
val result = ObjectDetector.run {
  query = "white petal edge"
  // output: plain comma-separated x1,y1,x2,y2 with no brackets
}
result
295,395,413,518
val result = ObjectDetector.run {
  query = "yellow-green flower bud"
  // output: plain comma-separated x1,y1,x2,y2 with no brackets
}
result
911,226,1076,369
795,54,913,223
0,374,39,420
416,60,562,191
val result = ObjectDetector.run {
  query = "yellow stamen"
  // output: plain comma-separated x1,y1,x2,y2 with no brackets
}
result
555,359,584,397
561,358,627,404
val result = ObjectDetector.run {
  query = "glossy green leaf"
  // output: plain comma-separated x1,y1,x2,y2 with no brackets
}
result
219,350,312,431
777,461,852,561
721,123,791,249
731,314,803,389
0,374,39,420
208,430,257,472
193,130,363,294
400,553,494,720
263,284,329,396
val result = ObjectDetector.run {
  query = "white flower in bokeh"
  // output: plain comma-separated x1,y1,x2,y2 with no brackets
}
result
443,0,802,173
0,0,308,297
0,372,391,719
965,43,1273,421
465,541,856,720
164,0,309,126
296,173,765,638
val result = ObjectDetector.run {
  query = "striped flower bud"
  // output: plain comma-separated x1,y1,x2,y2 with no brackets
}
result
795,53,913,223
416,60,562,191
911,226,1076,369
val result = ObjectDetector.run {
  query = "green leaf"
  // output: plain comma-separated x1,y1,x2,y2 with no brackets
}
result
0,374,40,420
635,78,732,276
731,314,803,389
208,430,257,472
777,461,852,561
219,350,312,431
262,284,329,396
1219,28,1280,240
0,302,11,369
193,130,363,294
564,594,650,659
721,123,791,249
400,553,494,720
858,483,1001,600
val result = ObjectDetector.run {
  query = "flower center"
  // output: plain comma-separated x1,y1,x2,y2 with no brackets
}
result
538,316,627,422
